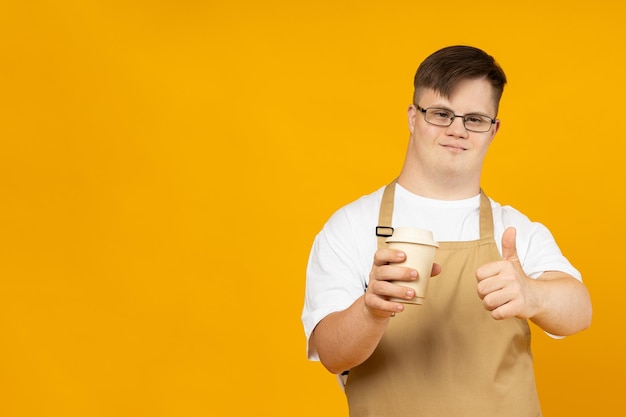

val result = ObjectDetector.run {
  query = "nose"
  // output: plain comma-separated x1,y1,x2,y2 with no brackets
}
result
445,117,469,138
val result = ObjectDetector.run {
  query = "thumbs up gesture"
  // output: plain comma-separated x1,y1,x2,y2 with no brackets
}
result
476,227,539,320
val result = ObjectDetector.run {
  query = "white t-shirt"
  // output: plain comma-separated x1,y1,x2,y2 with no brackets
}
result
302,183,581,360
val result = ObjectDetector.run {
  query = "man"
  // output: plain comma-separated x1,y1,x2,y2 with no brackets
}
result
301,45,591,417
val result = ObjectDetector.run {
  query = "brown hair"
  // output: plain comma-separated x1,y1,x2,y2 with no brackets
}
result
413,45,507,110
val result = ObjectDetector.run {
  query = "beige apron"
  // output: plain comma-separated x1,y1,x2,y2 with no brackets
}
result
345,180,541,417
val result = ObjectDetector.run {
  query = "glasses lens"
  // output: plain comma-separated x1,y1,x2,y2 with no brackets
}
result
425,109,453,126
463,115,492,132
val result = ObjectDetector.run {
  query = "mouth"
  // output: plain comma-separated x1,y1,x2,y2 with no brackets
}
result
440,143,468,152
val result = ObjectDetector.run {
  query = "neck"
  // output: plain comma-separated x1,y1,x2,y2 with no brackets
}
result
396,163,481,200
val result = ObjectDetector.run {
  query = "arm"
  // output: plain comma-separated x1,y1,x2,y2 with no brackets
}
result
310,248,434,374
524,270,591,335
476,227,592,336
310,296,390,375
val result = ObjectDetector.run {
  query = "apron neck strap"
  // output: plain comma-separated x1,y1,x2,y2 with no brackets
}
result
479,190,494,240
376,179,494,248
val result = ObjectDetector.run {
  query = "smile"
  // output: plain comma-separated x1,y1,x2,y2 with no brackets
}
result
440,143,468,152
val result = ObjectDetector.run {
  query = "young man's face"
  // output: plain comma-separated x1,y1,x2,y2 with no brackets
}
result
407,78,500,183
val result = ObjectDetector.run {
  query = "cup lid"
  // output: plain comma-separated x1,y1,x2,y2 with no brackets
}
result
385,227,439,247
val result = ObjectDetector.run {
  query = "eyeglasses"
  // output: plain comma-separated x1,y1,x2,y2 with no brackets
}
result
415,104,496,133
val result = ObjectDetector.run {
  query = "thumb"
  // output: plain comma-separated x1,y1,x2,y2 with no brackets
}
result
501,227,519,261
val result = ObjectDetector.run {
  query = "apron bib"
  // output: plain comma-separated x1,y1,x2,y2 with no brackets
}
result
345,180,541,417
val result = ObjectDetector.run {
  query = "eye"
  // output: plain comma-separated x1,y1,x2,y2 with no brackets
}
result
430,109,452,120
465,115,489,125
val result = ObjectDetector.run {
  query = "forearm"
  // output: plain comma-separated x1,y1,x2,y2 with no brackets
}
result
529,272,592,336
310,295,390,374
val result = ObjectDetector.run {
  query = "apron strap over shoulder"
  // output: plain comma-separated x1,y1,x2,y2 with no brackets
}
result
479,189,494,240
376,179,397,249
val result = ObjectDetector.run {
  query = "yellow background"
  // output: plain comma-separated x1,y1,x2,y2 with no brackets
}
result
0,1,623,416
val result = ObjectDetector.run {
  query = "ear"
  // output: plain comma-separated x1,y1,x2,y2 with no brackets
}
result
490,118,501,141
408,104,417,134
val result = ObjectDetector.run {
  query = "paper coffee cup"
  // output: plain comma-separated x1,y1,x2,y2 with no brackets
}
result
386,227,438,305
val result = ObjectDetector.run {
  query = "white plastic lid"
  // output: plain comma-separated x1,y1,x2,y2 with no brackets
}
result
385,227,439,247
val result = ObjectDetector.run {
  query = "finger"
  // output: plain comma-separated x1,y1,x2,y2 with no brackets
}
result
501,227,519,262
487,299,518,320
369,279,416,299
372,264,417,283
431,263,442,277
373,248,406,266
476,261,503,282
364,291,405,316
476,276,505,300
481,289,512,313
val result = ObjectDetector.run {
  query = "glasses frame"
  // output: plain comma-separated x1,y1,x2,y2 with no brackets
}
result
415,104,496,133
